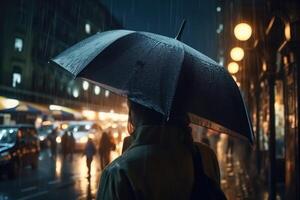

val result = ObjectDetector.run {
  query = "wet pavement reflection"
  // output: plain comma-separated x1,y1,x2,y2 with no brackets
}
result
0,150,103,200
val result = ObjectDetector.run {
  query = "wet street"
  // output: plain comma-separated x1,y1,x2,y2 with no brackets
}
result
0,150,102,200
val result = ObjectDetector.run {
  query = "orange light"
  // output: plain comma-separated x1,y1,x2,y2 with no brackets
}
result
228,62,239,74
230,47,244,61
234,23,252,41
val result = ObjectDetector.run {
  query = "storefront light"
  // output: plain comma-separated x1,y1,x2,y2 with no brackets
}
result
2,98,19,108
49,104,63,111
82,110,96,120
105,90,110,97
234,23,252,41
82,81,89,91
230,47,244,61
94,86,101,95
73,89,79,98
227,62,239,74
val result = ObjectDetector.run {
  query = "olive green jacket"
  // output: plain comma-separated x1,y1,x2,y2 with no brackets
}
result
96,126,220,200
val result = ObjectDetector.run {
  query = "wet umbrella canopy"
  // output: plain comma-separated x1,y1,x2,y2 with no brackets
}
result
52,30,254,143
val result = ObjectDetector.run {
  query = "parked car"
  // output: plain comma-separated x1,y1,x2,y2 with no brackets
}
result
60,121,102,151
0,124,40,178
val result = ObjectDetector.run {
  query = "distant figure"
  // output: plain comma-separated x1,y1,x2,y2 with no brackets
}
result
84,138,96,178
61,131,69,159
98,132,116,170
48,127,58,158
69,131,75,160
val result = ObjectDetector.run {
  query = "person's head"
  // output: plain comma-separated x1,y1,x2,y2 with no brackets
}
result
127,99,190,133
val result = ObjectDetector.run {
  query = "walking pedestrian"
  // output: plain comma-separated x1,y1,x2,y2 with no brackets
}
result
48,127,58,158
98,132,115,170
96,100,226,199
69,131,75,161
61,131,69,159
84,138,96,178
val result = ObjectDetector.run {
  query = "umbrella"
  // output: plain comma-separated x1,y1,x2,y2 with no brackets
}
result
0,104,43,114
51,110,75,121
51,29,254,143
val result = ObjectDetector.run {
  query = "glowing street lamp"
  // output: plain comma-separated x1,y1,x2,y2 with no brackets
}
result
230,47,244,61
228,62,239,74
234,23,252,41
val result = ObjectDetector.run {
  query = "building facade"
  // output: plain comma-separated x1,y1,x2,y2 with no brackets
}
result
0,0,126,113
217,0,299,199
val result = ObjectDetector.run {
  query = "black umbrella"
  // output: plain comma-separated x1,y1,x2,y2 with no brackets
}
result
52,28,254,143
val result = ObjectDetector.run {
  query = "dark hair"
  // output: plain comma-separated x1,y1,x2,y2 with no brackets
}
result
128,100,190,130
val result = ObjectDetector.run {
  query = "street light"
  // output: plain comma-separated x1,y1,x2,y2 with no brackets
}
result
227,62,239,74
234,23,252,41
230,47,244,61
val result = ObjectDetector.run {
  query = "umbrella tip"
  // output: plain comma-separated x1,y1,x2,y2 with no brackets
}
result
175,19,187,41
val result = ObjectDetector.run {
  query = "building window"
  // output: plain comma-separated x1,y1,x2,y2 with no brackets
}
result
14,38,23,52
12,66,22,88
85,23,91,34
216,7,221,12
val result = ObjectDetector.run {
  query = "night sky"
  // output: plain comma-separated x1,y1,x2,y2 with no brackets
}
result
102,0,217,60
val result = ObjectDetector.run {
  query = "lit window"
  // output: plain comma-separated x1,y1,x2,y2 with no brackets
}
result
12,73,21,87
85,23,91,34
216,7,221,12
14,38,23,52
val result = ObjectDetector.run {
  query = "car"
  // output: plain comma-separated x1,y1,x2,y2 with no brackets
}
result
37,124,54,148
0,124,40,178
59,121,102,151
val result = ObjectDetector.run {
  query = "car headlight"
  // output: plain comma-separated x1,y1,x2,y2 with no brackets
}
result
88,133,95,139
56,136,61,143
79,136,88,143
39,135,45,141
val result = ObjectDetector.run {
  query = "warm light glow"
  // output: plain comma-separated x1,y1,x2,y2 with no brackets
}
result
82,81,89,91
231,75,237,82
49,104,63,111
262,61,267,71
230,47,244,61
2,98,19,108
82,110,96,120
79,136,88,143
227,62,239,74
113,132,119,139
284,23,291,41
61,123,68,130
234,23,252,41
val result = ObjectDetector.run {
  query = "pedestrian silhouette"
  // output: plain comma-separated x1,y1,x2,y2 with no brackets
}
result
61,131,69,159
98,132,115,170
69,131,75,161
84,138,96,178
48,127,58,158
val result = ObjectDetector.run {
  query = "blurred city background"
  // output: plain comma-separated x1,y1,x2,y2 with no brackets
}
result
0,0,299,200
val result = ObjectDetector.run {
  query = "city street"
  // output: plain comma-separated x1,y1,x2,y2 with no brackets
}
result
0,150,102,200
